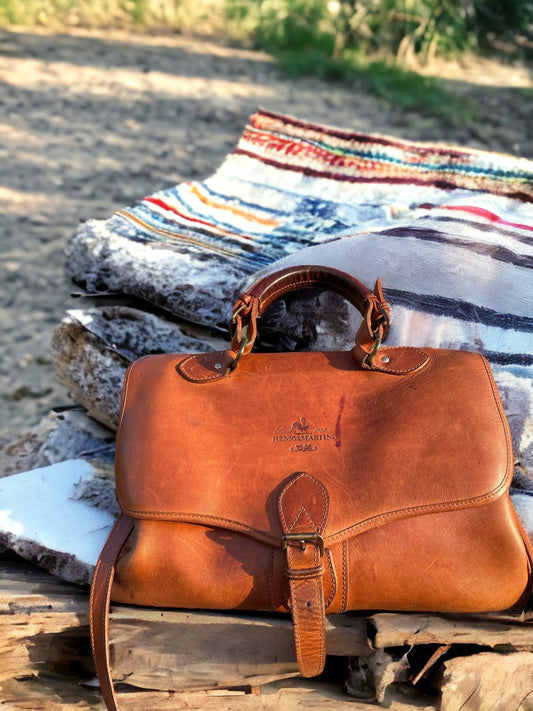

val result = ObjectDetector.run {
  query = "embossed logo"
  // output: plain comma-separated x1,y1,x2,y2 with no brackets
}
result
272,417,335,452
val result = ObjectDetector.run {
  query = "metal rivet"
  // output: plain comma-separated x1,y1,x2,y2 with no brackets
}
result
381,355,390,364
214,362,222,370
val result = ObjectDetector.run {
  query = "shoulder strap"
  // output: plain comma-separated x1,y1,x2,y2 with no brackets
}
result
90,513,134,711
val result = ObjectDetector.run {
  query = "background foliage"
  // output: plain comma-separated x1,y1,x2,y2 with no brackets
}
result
226,0,533,60
2,0,532,60
1,0,531,117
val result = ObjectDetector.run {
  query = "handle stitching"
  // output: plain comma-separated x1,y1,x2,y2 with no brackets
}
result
258,279,368,316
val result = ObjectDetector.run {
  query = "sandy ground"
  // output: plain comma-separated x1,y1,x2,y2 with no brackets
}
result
1,26,532,449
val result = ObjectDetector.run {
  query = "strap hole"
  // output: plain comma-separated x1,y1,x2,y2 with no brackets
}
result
306,601,312,607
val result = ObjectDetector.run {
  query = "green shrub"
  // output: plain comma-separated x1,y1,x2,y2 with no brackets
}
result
226,0,533,61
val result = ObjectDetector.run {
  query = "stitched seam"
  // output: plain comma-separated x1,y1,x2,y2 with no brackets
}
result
260,279,366,315
118,486,507,548
288,506,315,533
279,474,304,531
115,359,137,431
377,347,428,374
341,541,348,613
116,505,280,545
268,547,275,611
178,355,227,383
88,558,101,657
325,485,510,545
479,354,513,487
287,568,324,580
279,473,329,534
325,549,336,609
317,576,326,671
290,578,302,669
100,566,113,684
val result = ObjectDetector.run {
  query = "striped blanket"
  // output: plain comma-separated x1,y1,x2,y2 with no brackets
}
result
68,109,533,483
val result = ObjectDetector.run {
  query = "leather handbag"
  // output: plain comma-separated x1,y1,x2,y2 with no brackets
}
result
90,265,533,710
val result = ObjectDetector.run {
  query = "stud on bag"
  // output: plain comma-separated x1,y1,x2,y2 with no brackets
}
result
90,265,533,710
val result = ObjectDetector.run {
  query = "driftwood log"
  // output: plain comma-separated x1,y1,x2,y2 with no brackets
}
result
51,292,353,430
0,407,115,480
3,556,533,710
50,305,222,429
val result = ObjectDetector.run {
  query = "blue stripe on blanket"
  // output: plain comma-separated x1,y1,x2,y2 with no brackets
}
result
432,216,533,247
483,351,533,366
380,227,532,269
386,290,533,332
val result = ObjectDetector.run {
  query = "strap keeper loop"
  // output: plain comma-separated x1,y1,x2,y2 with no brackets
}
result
285,565,325,580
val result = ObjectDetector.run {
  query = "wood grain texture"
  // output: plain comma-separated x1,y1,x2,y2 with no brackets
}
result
0,559,371,692
441,652,533,711
371,611,533,651
0,674,437,711
3,557,533,710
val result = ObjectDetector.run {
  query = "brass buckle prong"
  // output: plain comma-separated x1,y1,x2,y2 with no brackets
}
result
229,336,248,371
377,305,390,335
231,303,247,324
365,331,382,367
281,532,325,556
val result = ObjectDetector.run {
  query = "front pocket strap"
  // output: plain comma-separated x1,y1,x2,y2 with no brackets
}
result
279,472,330,678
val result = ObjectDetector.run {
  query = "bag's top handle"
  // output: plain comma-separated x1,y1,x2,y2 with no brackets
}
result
229,265,391,370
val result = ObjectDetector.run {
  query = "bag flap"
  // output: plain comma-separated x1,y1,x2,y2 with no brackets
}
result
115,349,512,546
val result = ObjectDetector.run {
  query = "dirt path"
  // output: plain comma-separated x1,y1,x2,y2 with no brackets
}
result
1,26,532,447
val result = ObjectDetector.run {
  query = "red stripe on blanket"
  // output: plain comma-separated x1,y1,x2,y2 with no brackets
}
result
144,196,217,229
441,205,533,232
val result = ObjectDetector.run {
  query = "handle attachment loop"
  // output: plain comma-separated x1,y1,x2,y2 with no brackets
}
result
229,266,390,372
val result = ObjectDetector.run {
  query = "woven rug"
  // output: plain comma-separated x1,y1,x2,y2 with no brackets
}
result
67,109,533,483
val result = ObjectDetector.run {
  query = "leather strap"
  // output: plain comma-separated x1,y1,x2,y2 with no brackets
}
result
278,472,330,677
240,266,374,317
90,513,134,711
230,265,390,367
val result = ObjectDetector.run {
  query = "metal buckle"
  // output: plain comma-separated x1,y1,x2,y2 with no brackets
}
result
281,532,325,556
364,305,389,368
377,305,390,335
366,331,383,365
229,336,247,371
231,302,248,324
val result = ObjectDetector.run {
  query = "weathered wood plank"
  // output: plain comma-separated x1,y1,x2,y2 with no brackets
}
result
440,652,533,711
0,674,437,710
4,557,533,711
371,611,533,651
110,610,373,690
0,560,371,692
0,408,115,481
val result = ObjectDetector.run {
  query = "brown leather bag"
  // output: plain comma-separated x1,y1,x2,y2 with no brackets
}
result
90,265,533,710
